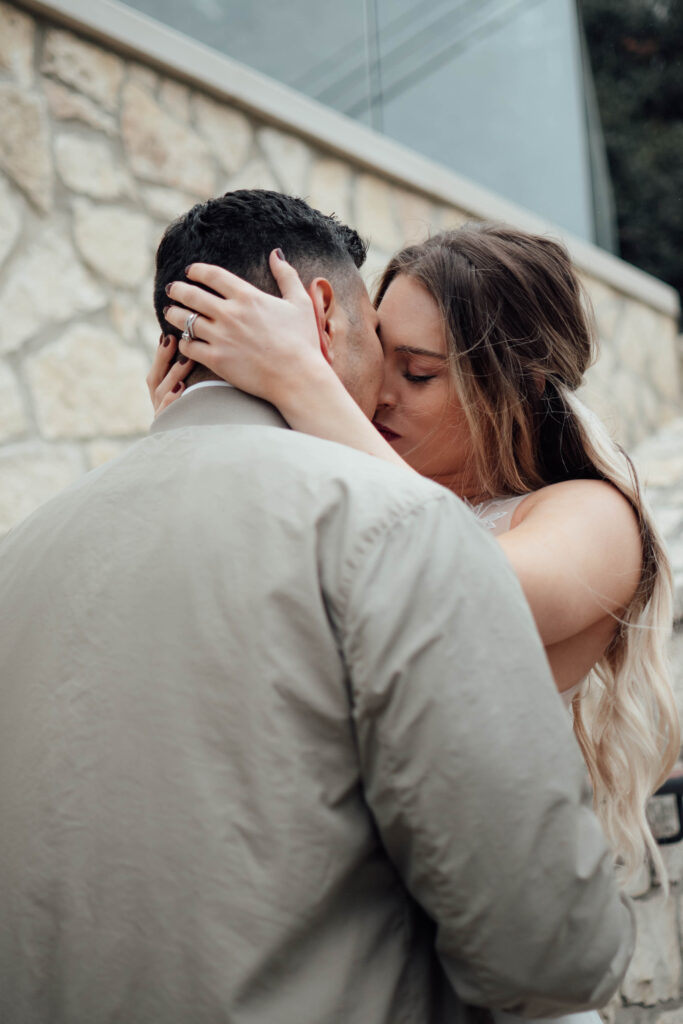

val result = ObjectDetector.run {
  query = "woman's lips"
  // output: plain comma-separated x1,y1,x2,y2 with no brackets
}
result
373,421,401,442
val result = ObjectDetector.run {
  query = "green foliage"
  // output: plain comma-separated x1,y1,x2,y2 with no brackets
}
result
579,0,683,313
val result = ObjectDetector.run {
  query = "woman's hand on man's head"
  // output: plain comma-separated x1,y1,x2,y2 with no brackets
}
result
160,251,327,412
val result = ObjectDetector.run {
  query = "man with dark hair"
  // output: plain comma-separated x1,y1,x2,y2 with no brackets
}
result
0,190,632,1023
152,190,380,408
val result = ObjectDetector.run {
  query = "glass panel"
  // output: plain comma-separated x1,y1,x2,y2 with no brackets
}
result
373,0,594,241
123,0,374,127
121,0,599,243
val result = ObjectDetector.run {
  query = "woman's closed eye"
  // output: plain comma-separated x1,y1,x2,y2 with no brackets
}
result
404,372,437,383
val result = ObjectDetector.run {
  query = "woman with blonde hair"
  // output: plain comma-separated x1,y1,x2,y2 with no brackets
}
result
153,221,679,899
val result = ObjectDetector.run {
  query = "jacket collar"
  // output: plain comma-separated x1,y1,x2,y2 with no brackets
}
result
149,386,289,435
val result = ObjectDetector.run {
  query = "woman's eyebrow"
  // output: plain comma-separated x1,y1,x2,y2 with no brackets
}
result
395,345,447,360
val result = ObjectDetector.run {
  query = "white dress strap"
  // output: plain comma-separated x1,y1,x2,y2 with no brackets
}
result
465,494,530,536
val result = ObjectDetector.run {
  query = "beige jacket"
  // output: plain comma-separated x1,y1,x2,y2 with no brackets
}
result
0,387,633,1023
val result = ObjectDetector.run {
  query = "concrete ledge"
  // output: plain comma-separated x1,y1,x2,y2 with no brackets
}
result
15,0,680,318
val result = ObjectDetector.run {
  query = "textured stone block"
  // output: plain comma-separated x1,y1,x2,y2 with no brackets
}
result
0,84,53,211
43,78,116,135
394,187,436,244
621,889,680,1005
638,454,683,492
0,2,35,87
127,62,158,92
122,82,216,196
649,314,682,404
73,200,151,288
26,324,152,439
354,173,402,252
0,172,22,269
308,156,352,221
614,301,662,378
42,28,124,112
135,275,164,355
0,227,105,353
0,360,27,441
109,297,142,345
142,185,195,222
193,94,253,176
656,1008,683,1024
633,414,683,491
575,387,620,450
0,442,82,536
582,275,624,345
223,155,279,194
362,247,391,296
606,368,643,447
258,126,311,195
55,134,135,199
158,79,190,123
437,205,471,231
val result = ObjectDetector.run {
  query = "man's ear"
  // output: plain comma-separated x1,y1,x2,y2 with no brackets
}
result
306,278,337,366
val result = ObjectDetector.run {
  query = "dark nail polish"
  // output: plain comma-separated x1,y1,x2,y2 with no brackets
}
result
178,355,188,365
163,305,170,316
275,248,285,260
184,265,192,276
165,283,173,296
172,383,182,393
163,335,172,347
158,332,164,345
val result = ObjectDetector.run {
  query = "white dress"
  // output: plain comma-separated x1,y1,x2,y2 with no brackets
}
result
468,494,601,1024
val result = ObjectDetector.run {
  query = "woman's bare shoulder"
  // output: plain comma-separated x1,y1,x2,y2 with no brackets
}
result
499,477,643,647
511,478,639,535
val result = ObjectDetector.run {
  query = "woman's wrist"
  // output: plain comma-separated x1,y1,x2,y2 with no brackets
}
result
274,354,341,425
274,359,412,472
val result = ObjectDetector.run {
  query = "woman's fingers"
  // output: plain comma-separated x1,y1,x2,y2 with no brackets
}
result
164,280,224,319
164,304,212,340
147,332,195,415
151,355,194,414
177,333,221,372
185,262,251,299
146,333,176,397
163,257,321,404
268,249,310,305
155,383,185,416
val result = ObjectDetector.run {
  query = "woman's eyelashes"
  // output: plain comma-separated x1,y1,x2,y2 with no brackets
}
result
404,372,436,383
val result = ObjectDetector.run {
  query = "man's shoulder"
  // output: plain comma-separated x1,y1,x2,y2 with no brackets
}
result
149,418,466,542
266,428,454,513
258,429,492,562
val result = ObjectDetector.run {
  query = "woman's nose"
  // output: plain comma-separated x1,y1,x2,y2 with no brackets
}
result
376,376,397,412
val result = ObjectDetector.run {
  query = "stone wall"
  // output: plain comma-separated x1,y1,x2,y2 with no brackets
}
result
1,2,683,1021
0,1,680,536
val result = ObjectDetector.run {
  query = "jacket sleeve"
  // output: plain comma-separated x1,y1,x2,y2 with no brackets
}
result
336,491,634,1017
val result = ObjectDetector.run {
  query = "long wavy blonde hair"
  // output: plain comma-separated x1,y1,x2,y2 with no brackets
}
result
376,223,680,886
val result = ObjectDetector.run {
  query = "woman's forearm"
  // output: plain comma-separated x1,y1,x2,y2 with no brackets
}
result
277,365,413,472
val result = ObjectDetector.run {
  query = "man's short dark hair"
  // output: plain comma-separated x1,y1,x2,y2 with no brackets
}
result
153,189,368,337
